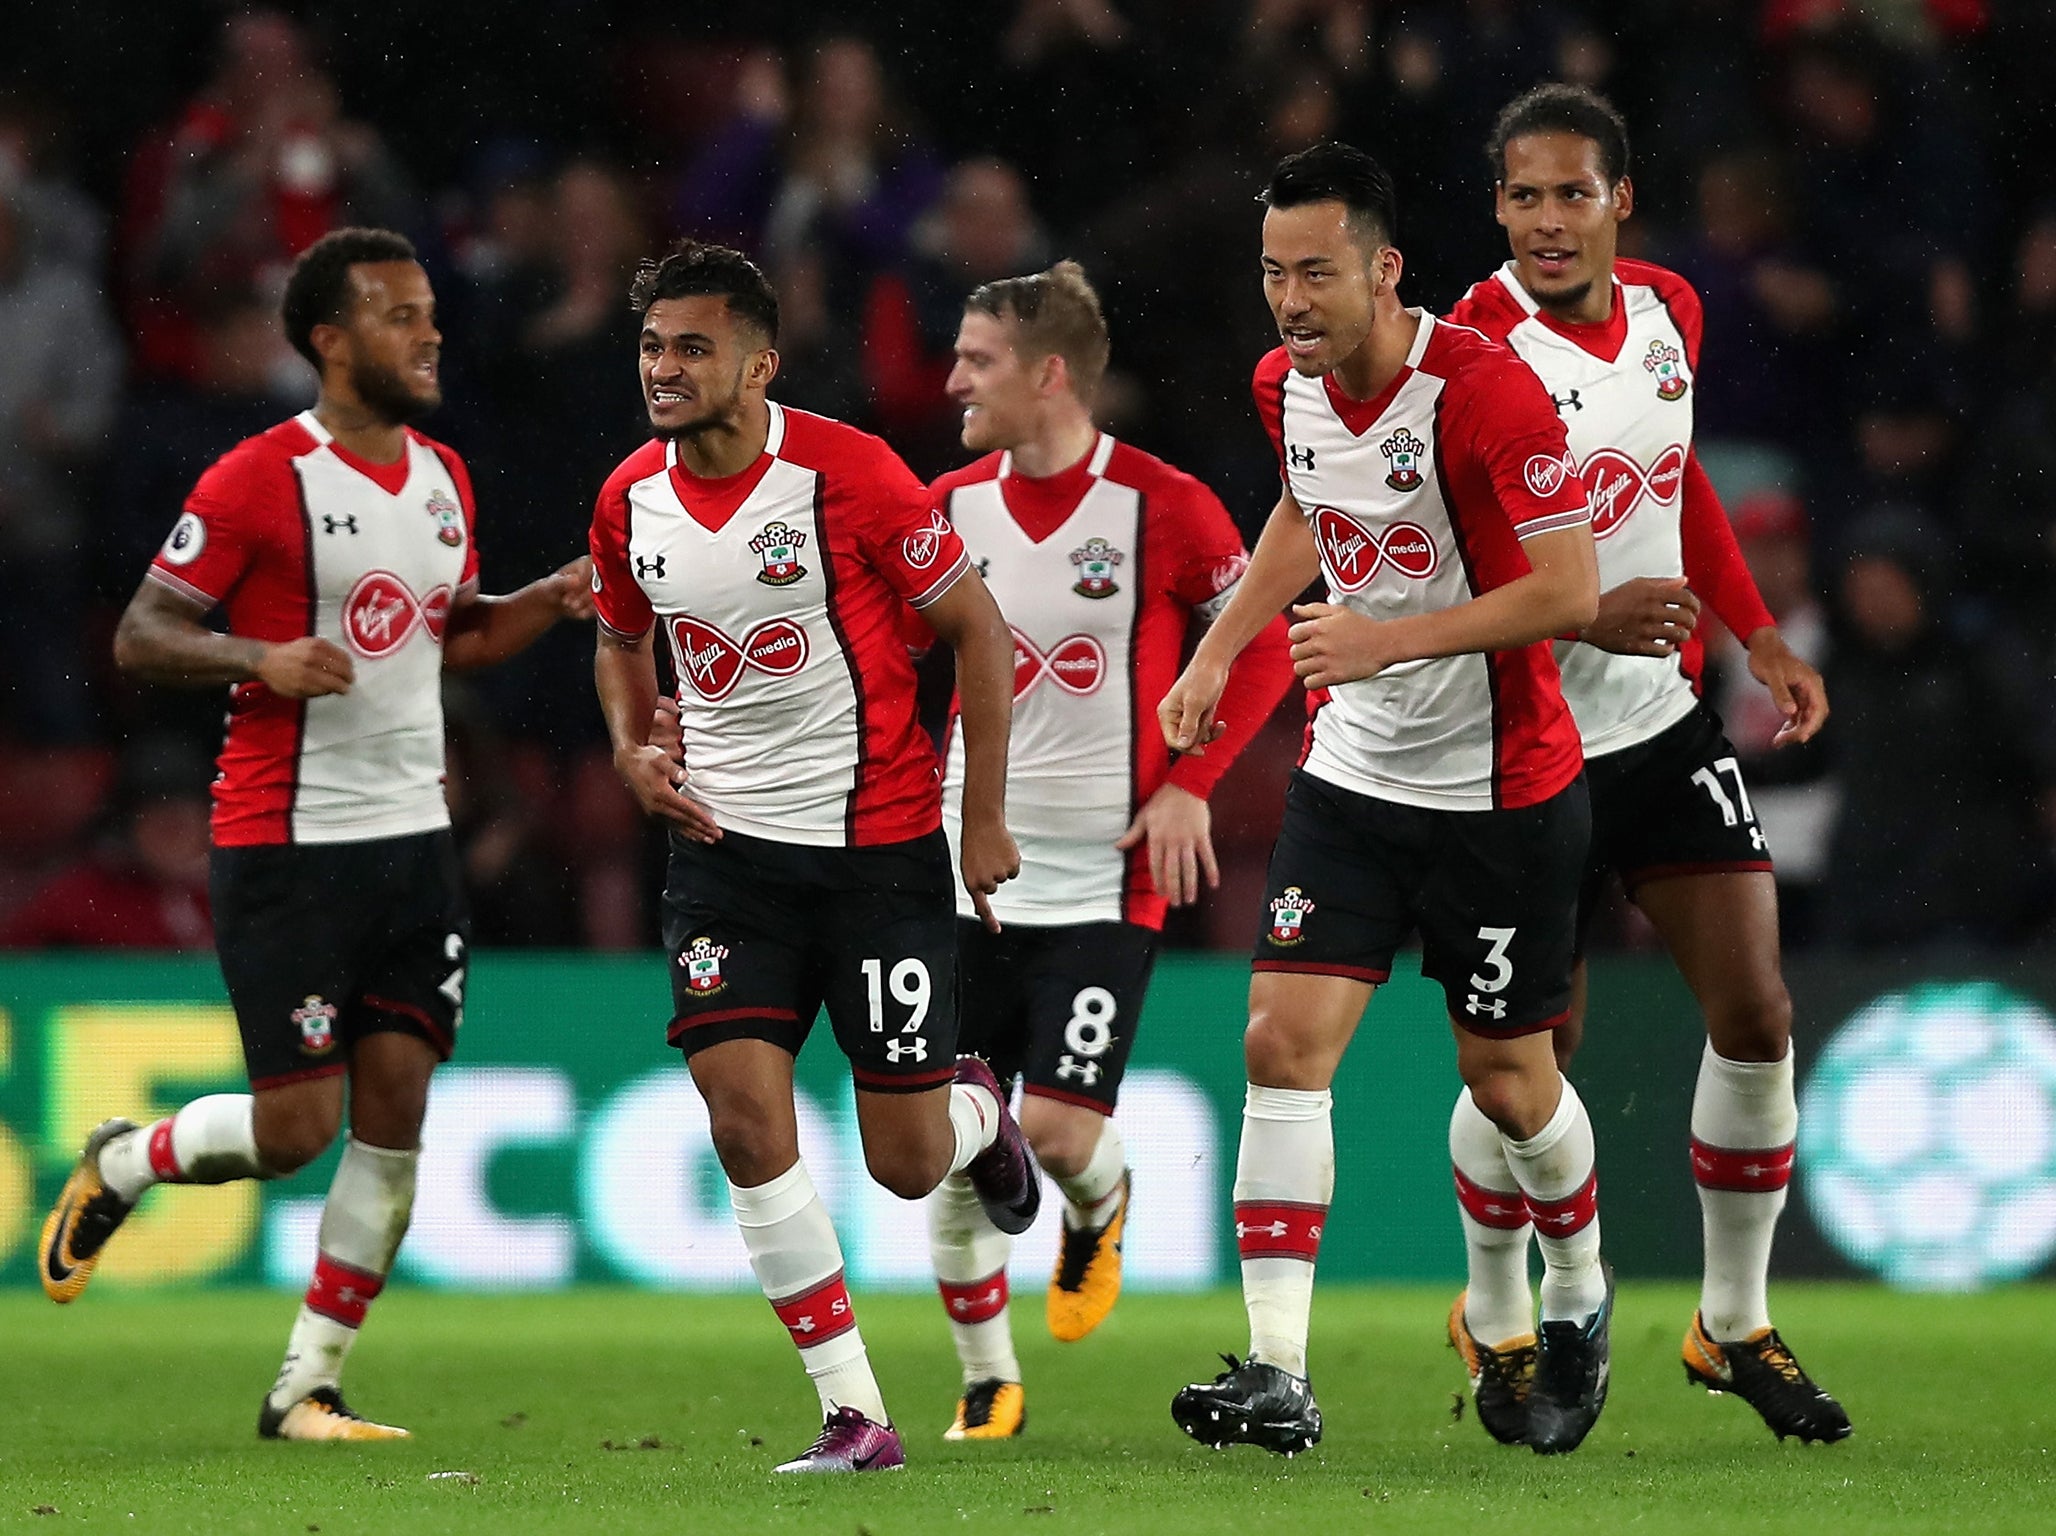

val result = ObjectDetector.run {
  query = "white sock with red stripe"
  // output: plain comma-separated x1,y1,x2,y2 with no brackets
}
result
266,1136,417,1413
947,1081,1001,1174
1691,1043,1797,1340
927,1171,1019,1386
1499,1078,1606,1324
98,1094,263,1202
1057,1118,1127,1230
731,1158,887,1423
1233,1084,1333,1377
1449,1087,1535,1346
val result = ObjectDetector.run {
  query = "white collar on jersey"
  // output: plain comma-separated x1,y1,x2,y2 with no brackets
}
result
296,408,335,445
1492,261,1621,318
663,399,788,471
1402,307,1435,368
998,430,1114,483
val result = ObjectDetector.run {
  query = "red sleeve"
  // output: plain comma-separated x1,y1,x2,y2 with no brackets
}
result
1678,450,1774,640
426,438,482,588
1618,258,1705,371
861,274,953,436
1444,354,1591,539
587,467,654,640
1443,274,1525,344
1144,469,1296,799
1251,349,1290,481
146,442,287,608
848,436,970,609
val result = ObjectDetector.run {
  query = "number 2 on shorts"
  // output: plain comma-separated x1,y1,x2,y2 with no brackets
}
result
860,956,932,1033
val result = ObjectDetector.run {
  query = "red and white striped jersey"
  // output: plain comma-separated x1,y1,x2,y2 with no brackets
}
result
148,410,479,846
1448,260,1770,756
930,434,1293,929
1256,313,1590,811
589,402,969,847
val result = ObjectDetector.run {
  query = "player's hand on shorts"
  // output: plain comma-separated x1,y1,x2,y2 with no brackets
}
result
1159,659,1230,755
614,742,721,842
960,816,1021,933
647,695,684,762
257,636,355,698
1581,576,1699,656
1747,626,1829,746
1116,783,1218,907
1288,603,1395,686
551,556,597,621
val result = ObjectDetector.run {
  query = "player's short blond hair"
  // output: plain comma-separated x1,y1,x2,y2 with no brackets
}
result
964,260,1111,403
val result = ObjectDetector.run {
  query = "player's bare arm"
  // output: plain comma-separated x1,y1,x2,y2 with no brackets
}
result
1161,490,1320,753
1115,783,1217,907
920,569,1021,931
1744,625,1828,746
595,623,721,843
114,577,354,697
1288,522,1599,689
1582,575,1701,657
443,555,596,671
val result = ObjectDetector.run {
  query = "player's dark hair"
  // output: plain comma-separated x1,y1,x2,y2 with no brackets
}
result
629,239,780,345
1261,142,1399,248
964,260,1112,401
1487,83,1631,186
281,227,419,370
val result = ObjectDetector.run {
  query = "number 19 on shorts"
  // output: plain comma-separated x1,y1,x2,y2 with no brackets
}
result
860,957,931,1034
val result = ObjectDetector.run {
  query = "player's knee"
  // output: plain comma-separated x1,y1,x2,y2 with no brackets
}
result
864,1141,945,1201
704,1109,794,1190
1024,1122,1094,1180
1244,1012,1323,1089
1705,980,1793,1062
1464,1065,1554,1141
255,1107,341,1174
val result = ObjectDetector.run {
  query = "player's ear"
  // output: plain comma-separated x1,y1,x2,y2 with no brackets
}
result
1614,177,1635,221
750,346,781,390
1378,243,1404,296
1038,351,1069,399
309,321,351,381
1493,181,1509,227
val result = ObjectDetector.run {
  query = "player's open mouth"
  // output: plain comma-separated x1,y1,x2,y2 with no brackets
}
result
1282,327,1322,356
1531,249,1576,276
650,389,691,407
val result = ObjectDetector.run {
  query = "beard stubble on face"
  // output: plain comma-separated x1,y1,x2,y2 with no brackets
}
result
649,359,748,443
352,354,441,426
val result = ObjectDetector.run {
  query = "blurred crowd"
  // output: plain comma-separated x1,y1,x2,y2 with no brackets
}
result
2,0,2053,954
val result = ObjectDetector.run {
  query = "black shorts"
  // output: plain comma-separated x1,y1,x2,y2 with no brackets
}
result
957,919,1158,1115
1581,702,1775,935
661,827,960,1093
1251,770,1589,1037
210,830,470,1090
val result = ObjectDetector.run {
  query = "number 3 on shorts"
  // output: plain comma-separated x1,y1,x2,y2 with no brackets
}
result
860,957,932,1033
1469,926,1516,995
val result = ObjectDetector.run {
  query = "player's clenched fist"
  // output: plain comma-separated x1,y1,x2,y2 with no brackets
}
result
1288,603,1394,688
960,818,1022,934
1158,658,1230,756
550,556,598,622
1581,575,1699,657
256,636,356,698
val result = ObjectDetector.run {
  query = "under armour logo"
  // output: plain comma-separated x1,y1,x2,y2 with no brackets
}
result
1236,1219,1290,1239
1465,994,1508,1020
1055,1055,1102,1085
1551,390,1583,414
635,554,667,579
792,1313,816,1334
886,1037,928,1063
1750,826,1766,851
1287,444,1316,472
975,557,991,579
322,514,359,535
950,1285,1001,1316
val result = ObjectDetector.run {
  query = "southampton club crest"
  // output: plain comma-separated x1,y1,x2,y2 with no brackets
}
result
680,936,730,995
291,994,339,1055
425,487,465,547
1381,429,1426,492
1644,340,1688,401
750,521,808,586
1070,537,1124,599
1268,887,1315,946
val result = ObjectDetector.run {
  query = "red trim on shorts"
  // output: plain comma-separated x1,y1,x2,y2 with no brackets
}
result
1623,859,1774,892
851,1063,956,1092
771,1269,858,1349
361,992,453,1058
1453,1007,1568,1041
1233,1199,1328,1262
1453,1166,1531,1231
1525,1170,1599,1238
666,1006,801,1044
250,1062,348,1091
147,1119,182,1181
937,1267,1009,1325
305,1251,386,1328
1023,1083,1115,1115
1691,1137,1795,1193
1251,960,1390,983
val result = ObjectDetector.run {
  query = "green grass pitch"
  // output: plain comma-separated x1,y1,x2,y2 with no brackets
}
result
3,1283,2050,1534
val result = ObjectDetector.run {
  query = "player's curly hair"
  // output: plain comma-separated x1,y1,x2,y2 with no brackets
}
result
964,260,1111,402
628,239,780,344
1261,142,1399,249
281,227,419,369
1486,83,1631,186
